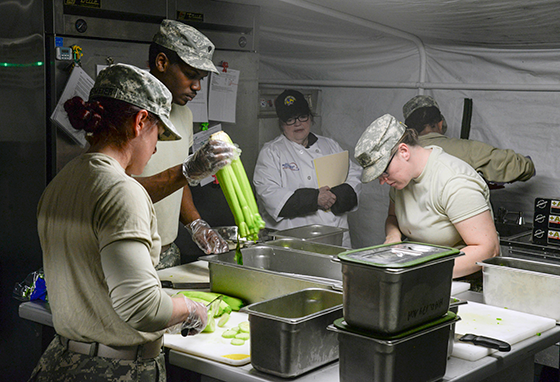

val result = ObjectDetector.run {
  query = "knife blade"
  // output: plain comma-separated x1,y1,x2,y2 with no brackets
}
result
456,333,511,352
160,280,210,289
206,295,223,311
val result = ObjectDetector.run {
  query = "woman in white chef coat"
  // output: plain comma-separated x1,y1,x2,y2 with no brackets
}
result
253,89,362,248
354,114,500,279
30,64,235,381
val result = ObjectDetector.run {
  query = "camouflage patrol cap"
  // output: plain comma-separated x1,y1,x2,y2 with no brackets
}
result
402,95,448,133
354,114,406,183
90,63,181,141
153,19,219,74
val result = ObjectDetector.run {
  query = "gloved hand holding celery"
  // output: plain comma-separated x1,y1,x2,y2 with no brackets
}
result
211,131,266,244
185,219,229,254
178,296,208,336
182,139,239,186
176,291,245,334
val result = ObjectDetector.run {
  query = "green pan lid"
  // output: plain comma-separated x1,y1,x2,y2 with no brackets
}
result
337,242,461,268
333,311,458,341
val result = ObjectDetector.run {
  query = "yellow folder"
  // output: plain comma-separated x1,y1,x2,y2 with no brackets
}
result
314,151,349,188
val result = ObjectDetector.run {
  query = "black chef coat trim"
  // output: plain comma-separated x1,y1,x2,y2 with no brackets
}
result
329,183,358,215
305,133,318,148
279,188,320,218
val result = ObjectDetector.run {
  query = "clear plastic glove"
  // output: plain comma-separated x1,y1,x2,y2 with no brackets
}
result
317,186,337,211
180,296,208,336
164,296,208,335
182,140,239,186
186,219,229,254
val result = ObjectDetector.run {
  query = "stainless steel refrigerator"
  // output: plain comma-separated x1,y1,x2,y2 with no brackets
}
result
0,0,259,379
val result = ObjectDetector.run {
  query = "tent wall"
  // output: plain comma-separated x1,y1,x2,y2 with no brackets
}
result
257,3,560,248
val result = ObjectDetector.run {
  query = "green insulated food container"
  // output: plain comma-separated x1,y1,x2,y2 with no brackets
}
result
337,242,462,334
328,312,459,382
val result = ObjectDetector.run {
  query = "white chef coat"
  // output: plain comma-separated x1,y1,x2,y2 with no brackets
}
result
253,133,362,247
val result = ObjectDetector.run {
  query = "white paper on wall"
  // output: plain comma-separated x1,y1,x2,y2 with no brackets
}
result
50,66,94,148
208,68,239,123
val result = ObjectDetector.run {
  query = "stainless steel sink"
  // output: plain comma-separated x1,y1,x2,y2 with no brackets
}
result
200,245,342,304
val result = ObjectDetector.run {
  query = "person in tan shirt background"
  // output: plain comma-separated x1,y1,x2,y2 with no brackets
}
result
402,95,535,186
136,20,231,270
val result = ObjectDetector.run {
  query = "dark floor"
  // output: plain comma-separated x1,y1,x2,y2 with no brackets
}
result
535,365,559,382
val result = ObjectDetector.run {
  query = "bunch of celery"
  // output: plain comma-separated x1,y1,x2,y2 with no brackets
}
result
212,131,265,262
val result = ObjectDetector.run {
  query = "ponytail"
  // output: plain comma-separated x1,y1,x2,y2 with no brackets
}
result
63,96,158,147
64,96,105,134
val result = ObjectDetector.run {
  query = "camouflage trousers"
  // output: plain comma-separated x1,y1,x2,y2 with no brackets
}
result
28,335,166,382
155,243,181,270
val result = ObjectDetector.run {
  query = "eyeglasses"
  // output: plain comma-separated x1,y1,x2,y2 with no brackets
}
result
380,152,396,178
284,114,310,125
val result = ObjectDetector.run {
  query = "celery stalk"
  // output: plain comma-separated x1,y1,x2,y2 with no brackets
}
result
228,168,256,230
211,131,265,243
231,159,266,234
215,165,247,236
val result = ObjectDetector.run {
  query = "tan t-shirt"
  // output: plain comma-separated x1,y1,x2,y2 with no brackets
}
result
37,153,173,346
418,132,534,183
140,103,194,245
390,146,491,248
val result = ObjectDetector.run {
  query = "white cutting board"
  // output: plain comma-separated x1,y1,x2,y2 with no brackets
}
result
452,301,556,361
451,281,470,296
164,311,250,366
157,261,210,285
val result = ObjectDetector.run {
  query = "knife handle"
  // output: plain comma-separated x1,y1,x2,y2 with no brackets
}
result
181,327,195,337
459,333,512,352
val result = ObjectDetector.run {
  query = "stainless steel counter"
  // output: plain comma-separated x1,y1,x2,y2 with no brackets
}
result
18,290,560,382
167,324,560,382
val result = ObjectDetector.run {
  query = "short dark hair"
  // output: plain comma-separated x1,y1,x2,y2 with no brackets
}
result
148,42,183,70
391,128,419,155
404,106,442,134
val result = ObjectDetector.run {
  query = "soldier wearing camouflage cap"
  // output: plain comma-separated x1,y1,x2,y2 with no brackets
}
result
32,63,212,381
90,63,181,141
354,114,406,183
152,19,219,75
354,113,499,279
138,19,233,270
402,95,448,134
401,94,535,184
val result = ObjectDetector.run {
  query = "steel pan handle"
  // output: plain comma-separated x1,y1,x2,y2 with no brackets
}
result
330,283,343,292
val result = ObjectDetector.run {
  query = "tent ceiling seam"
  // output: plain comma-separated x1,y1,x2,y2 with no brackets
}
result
275,0,427,94
260,80,560,92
